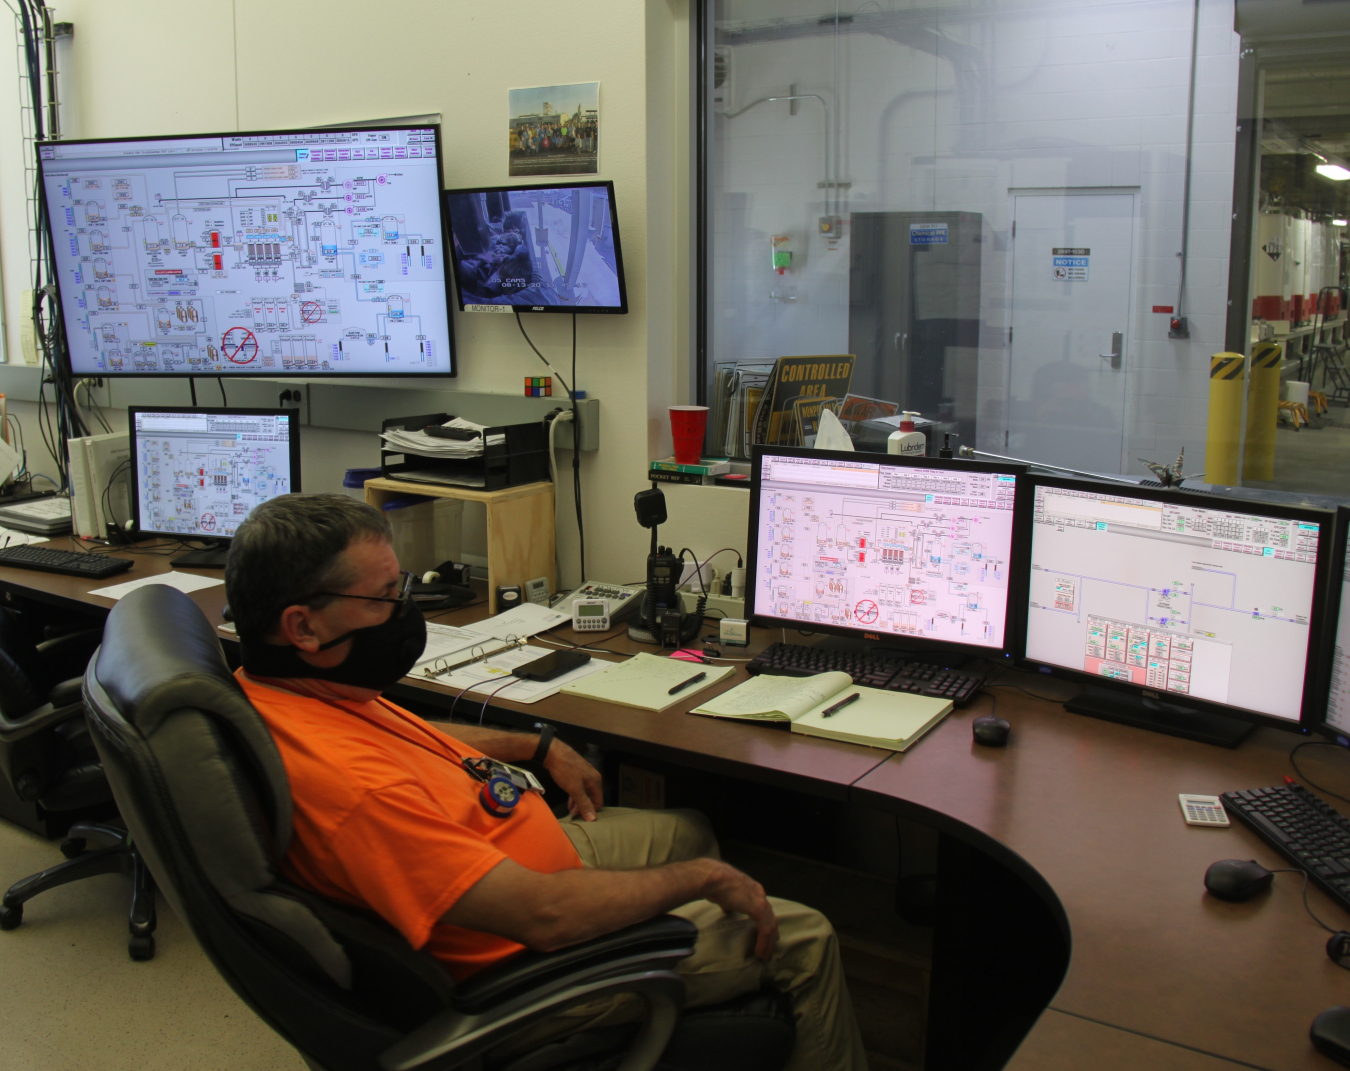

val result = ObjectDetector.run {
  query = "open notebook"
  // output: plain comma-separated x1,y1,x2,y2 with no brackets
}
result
691,671,952,751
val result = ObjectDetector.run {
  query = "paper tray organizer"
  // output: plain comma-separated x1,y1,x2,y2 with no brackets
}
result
380,413,551,490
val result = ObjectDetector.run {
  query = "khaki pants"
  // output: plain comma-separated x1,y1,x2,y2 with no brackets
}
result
528,806,868,1071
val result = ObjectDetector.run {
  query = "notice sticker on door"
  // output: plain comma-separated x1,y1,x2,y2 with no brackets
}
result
910,222,948,245
1052,247,1090,281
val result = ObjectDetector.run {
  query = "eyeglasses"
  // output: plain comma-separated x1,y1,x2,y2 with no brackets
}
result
307,570,415,607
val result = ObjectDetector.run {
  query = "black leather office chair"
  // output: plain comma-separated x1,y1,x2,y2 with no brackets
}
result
0,619,157,959
82,585,795,1071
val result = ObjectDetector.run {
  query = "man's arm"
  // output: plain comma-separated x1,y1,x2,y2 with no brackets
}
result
443,856,779,960
431,723,604,821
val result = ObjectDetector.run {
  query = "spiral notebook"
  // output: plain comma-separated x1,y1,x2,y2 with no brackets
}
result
690,671,952,751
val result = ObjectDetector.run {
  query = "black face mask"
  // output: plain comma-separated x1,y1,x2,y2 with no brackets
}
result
241,595,427,691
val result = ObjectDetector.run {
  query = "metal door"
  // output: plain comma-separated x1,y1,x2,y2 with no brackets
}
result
1006,191,1137,474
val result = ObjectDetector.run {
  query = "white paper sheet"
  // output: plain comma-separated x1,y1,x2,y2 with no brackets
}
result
427,644,610,705
90,571,224,601
0,526,51,547
463,602,571,641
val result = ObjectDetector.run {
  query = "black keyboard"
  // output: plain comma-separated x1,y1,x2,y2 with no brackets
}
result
0,545,134,579
1222,783,1350,913
745,642,986,706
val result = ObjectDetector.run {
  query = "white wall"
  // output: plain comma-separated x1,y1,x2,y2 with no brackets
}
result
0,0,721,587
709,0,1240,474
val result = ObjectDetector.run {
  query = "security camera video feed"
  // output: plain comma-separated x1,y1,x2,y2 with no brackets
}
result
445,184,625,310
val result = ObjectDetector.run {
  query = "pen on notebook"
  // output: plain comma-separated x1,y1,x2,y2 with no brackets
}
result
821,692,861,719
667,671,707,695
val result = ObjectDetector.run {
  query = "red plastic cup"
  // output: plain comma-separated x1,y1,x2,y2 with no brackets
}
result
669,406,710,465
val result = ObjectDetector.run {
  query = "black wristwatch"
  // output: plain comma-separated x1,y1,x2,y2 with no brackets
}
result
532,723,555,764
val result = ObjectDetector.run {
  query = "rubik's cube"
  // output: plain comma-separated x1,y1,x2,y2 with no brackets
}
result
524,376,552,397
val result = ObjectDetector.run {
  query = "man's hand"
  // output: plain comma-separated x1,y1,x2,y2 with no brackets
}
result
543,738,604,821
701,861,779,961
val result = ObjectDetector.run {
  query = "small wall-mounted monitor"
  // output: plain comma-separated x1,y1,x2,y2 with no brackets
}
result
38,124,456,377
129,407,300,567
444,181,628,313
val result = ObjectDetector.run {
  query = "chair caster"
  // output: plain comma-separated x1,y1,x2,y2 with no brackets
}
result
128,934,155,961
60,837,86,858
0,904,22,930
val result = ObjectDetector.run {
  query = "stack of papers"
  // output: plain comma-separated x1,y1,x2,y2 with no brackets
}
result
0,525,50,548
380,418,505,459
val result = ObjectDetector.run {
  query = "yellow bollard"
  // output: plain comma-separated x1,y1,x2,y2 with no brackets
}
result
1242,341,1282,481
1205,352,1245,486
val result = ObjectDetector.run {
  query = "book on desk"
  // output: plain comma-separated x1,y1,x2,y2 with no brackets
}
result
691,671,952,751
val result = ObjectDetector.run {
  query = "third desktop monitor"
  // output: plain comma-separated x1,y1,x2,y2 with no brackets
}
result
1021,476,1332,742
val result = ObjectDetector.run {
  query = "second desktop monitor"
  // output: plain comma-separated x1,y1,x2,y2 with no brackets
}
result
129,407,300,566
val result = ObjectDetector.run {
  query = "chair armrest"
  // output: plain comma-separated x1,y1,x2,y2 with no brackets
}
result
0,698,85,743
36,631,104,686
380,969,687,1071
50,677,84,708
452,915,697,1014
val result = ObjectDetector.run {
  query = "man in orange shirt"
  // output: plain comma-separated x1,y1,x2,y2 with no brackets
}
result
226,494,866,1070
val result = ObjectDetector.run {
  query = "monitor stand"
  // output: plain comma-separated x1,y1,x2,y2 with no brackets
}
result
170,540,230,568
1065,686,1254,749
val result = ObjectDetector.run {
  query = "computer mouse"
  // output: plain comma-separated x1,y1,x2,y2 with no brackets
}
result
1311,1006,1350,1066
1203,858,1274,902
972,715,1010,747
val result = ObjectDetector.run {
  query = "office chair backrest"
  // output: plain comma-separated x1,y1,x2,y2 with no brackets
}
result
83,585,455,1071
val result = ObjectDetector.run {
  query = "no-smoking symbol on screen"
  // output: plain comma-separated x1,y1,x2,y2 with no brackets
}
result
199,513,217,532
221,327,258,364
854,600,879,624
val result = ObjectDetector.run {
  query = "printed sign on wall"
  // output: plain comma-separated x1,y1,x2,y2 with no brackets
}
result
1052,247,1090,281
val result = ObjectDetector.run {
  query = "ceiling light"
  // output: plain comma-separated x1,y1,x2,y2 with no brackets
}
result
1335,219,1348,227
1317,164,1350,181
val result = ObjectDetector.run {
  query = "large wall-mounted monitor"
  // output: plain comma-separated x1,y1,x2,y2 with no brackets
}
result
444,181,628,313
1021,476,1332,742
747,447,1029,659
38,124,456,377
129,407,300,567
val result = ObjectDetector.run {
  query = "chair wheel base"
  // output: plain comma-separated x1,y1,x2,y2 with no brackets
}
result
0,904,21,930
128,934,155,960
60,837,86,858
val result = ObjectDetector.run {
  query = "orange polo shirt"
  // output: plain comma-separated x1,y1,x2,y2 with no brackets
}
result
237,671,582,979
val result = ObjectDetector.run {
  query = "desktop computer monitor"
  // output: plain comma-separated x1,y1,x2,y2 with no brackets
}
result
443,181,628,312
128,407,300,567
1314,507,1350,741
747,447,1029,659
1020,475,1332,744
37,124,456,377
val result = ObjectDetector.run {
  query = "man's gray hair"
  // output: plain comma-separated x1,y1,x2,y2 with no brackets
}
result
225,493,393,641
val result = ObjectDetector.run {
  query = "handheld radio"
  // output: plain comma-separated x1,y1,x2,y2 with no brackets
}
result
628,487,705,647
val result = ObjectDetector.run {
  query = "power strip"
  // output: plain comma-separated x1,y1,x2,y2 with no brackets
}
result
679,589,744,620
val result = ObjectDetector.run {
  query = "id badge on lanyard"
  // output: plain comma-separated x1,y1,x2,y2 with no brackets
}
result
461,757,545,818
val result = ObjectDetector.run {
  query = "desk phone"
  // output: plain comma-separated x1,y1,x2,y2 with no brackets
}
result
556,582,644,624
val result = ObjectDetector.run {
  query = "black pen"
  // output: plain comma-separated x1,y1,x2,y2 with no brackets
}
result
821,692,861,718
668,671,707,695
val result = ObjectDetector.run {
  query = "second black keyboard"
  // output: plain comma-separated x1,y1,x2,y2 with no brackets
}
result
0,545,134,579
745,641,986,705
1222,783,1350,914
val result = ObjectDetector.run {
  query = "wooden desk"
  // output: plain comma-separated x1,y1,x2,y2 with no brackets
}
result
854,684,1350,1071
4,549,1347,1068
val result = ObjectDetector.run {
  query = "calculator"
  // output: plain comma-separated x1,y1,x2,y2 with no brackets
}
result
572,598,611,632
1179,793,1230,827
